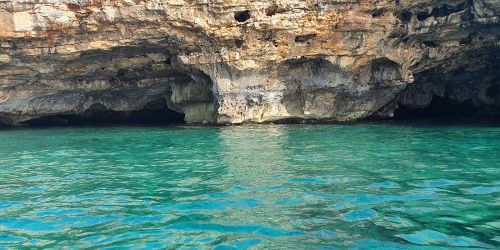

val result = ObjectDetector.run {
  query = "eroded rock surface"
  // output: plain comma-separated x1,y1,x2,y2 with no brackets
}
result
0,0,499,125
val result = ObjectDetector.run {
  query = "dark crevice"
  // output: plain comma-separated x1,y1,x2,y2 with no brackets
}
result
459,35,473,45
23,99,185,126
423,40,439,48
234,39,244,49
416,1,472,21
266,6,278,16
372,9,384,18
265,5,288,16
281,57,337,75
262,31,276,41
398,11,412,23
416,12,429,21
294,34,317,43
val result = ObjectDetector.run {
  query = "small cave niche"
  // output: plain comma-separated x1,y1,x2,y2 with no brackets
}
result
294,34,317,43
398,11,413,23
234,10,251,23
423,40,439,48
355,58,403,86
371,59,403,84
234,39,244,49
372,9,384,18
266,6,278,16
23,99,185,126
278,57,351,118
280,57,337,76
66,3,83,12
265,5,287,16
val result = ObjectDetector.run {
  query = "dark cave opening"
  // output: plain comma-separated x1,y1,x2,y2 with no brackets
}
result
393,50,500,121
23,99,185,126
393,96,496,120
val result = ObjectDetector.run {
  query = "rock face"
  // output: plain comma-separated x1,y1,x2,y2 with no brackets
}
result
0,0,499,125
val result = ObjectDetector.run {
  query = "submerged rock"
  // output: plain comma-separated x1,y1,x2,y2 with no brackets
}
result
0,0,498,125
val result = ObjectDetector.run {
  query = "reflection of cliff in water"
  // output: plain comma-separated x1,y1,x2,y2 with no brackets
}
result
218,126,292,225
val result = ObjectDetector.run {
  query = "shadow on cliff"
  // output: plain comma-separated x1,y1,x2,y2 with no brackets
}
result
23,99,185,127
0,42,219,127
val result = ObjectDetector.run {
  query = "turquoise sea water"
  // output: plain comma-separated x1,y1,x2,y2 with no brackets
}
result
0,123,499,249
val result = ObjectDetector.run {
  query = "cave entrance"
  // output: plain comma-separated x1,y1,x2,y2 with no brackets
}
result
394,96,489,120
393,49,500,121
24,99,185,126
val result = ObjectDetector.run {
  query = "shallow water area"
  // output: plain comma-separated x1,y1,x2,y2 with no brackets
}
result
0,122,499,248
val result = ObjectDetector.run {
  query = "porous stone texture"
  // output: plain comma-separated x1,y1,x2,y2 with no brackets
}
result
0,0,498,125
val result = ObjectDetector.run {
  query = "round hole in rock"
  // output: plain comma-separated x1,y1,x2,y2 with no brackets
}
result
23,99,185,126
234,10,251,23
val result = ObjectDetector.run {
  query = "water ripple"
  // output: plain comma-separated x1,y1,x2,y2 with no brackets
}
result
0,124,498,248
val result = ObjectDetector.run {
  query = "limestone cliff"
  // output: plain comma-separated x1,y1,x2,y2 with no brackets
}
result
0,0,499,125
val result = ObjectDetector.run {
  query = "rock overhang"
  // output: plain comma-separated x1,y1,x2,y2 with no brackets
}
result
0,0,498,125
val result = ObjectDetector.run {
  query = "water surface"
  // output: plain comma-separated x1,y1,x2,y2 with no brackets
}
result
0,123,499,248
